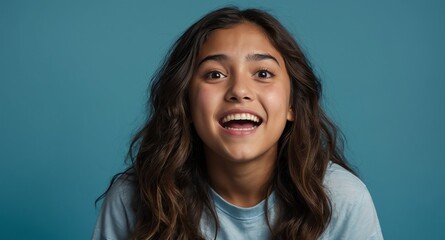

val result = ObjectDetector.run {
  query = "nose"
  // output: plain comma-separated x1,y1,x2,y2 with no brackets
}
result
224,74,254,102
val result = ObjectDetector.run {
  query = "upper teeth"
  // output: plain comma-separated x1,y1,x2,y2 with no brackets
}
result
221,113,260,123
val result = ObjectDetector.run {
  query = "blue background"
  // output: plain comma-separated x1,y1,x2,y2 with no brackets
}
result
1,0,444,239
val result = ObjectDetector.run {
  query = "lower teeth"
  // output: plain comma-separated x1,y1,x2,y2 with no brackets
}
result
225,126,256,131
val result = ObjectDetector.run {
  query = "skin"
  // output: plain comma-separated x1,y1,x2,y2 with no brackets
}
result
189,22,294,207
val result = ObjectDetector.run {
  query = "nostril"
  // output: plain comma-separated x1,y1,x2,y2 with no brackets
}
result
225,90,253,102
228,95,252,102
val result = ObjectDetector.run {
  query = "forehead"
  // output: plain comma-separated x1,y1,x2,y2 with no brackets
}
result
197,22,284,62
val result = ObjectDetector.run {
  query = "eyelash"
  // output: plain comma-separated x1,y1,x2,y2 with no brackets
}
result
204,71,227,80
203,69,275,80
254,69,275,79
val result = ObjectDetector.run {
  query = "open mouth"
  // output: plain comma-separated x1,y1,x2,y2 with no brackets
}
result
219,113,263,131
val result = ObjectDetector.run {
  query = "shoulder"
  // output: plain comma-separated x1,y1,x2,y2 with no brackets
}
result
105,174,136,203
321,163,383,240
323,162,367,202
92,174,137,240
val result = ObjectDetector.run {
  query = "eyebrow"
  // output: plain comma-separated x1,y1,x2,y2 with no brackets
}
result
197,53,280,67
197,54,228,67
246,53,280,66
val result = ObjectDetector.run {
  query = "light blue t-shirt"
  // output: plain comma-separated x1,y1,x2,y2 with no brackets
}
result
92,163,383,239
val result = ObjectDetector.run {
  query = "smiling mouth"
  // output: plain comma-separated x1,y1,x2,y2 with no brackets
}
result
219,113,263,131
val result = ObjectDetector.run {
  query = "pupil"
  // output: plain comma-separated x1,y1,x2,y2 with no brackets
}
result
212,72,220,78
259,71,267,78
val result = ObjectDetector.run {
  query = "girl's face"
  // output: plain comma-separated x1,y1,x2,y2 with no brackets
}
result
189,22,294,165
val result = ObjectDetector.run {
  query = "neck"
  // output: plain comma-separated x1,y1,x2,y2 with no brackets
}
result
205,150,276,208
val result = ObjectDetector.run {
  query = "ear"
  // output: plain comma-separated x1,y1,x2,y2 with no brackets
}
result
286,106,295,121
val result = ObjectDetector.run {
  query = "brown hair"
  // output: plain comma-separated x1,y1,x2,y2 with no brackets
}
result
101,6,354,240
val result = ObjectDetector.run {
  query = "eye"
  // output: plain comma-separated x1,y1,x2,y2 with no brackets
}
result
254,69,274,79
204,71,226,80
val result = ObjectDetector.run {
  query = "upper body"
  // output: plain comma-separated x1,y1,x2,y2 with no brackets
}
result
93,7,383,240
92,162,383,240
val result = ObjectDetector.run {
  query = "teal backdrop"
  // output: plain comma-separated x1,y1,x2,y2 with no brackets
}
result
1,0,444,239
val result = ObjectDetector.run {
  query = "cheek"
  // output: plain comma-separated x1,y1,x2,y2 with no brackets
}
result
189,84,218,121
263,85,291,112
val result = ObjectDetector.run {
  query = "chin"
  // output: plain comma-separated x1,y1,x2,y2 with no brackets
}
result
224,152,265,163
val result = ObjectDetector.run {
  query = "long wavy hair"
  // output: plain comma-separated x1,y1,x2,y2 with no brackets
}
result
100,7,355,240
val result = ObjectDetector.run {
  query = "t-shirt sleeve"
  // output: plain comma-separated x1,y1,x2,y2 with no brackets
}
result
92,177,136,240
322,164,384,240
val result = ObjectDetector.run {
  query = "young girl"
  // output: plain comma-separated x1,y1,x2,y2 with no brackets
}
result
93,7,383,240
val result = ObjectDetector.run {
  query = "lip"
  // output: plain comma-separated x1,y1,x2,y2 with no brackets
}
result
217,108,263,136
